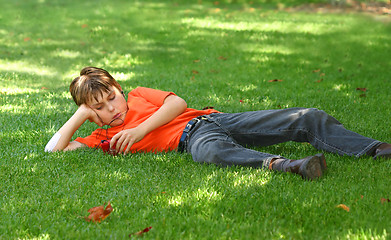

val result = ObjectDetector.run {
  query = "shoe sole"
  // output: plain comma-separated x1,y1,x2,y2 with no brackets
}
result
300,155,324,180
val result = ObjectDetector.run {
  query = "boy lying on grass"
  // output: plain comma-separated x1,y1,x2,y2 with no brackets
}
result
45,67,391,180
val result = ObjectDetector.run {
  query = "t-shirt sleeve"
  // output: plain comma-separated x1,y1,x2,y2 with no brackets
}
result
131,87,175,107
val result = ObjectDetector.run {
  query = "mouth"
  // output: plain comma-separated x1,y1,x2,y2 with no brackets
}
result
108,110,128,126
113,113,122,120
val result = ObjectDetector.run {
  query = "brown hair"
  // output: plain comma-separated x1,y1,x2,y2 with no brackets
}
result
70,67,122,106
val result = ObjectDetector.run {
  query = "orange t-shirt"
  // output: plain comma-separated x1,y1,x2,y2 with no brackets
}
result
75,87,219,153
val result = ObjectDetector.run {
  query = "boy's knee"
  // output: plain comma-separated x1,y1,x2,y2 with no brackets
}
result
300,108,326,120
297,108,341,126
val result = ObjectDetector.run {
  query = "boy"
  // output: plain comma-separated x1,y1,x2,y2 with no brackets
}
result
45,67,391,180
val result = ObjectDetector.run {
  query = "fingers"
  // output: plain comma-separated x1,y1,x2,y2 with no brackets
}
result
81,105,104,127
120,138,135,154
110,134,118,149
111,132,135,155
124,142,133,154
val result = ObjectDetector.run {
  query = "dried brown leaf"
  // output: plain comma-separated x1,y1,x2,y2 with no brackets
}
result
85,202,113,223
336,204,350,212
129,226,152,237
268,79,283,82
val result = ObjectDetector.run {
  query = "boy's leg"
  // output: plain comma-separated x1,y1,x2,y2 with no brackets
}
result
186,119,278,168
186,120,324,180
210,108,382,158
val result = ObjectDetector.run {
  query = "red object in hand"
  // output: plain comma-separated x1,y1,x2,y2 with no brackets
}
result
101,140,117,155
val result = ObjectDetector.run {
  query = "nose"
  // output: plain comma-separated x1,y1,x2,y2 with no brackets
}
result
107,103,115,112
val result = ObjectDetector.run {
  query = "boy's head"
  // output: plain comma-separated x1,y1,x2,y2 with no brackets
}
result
70,67,128,127
70,67,122,106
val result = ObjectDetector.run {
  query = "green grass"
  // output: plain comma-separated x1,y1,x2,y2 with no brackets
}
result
1,0,391,239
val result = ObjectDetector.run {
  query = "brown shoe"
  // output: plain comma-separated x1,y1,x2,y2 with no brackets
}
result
269,154,325,180
286,154,324,180
374,145,391,160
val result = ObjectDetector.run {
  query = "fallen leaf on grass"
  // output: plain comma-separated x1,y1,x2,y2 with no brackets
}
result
268,79,283,82
129,226,152,237
193,59,200,63
191,70,199,74
336,204,350,212
247,7,256,12
85,202,113,223
354,195,364,203
218,56,227,60
356,87,367,92
381,198,390,204
312,69,321,73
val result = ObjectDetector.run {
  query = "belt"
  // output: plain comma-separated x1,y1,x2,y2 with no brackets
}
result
178,116,207,153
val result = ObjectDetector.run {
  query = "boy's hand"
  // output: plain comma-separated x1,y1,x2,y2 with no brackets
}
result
111,127,147,154
79,104,104,127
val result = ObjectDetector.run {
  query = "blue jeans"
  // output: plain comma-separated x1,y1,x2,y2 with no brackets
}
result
185,108,382,169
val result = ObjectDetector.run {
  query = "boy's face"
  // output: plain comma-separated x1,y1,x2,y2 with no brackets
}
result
88,87,127,127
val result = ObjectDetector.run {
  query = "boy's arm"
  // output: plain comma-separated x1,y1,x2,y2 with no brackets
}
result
45,104,100,152
111,94,187,154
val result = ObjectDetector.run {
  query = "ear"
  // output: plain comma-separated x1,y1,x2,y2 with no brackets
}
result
119,88,126,99
114,86,126,99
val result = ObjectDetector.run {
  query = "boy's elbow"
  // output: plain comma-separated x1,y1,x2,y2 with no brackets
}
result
180,98,187,110
165,95,187,112
176,98,187,113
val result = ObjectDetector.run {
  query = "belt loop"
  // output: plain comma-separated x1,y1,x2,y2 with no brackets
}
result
178,117,205,153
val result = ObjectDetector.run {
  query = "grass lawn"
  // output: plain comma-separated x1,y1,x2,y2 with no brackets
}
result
1,0,391,239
